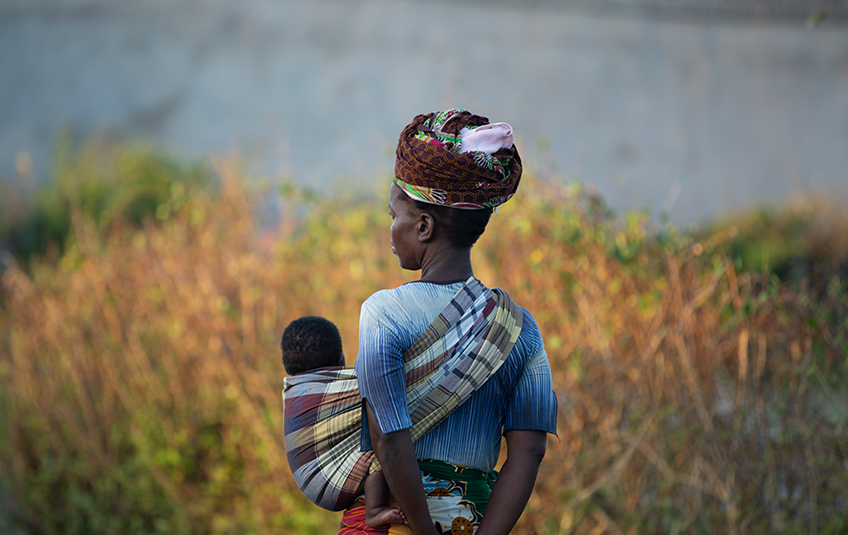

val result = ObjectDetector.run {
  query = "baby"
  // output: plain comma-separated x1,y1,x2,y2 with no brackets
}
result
282,316,407,528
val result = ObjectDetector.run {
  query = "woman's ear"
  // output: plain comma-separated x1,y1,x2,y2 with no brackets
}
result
418,212,434,242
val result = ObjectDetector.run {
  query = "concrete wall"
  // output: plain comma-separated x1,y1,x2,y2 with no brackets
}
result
2,0,846,224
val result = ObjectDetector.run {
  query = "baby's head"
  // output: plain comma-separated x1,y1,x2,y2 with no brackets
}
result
281,316,345,375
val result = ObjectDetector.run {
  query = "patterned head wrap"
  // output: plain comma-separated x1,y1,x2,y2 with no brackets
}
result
394,108,522,209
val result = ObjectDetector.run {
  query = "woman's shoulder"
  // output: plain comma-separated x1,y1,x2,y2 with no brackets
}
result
359,283,459,335
361,284,418,313
491,289,545,351
362,281,462,313
492,288,540,327
517,306,544,350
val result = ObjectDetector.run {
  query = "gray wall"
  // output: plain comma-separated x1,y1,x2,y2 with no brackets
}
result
2,0,846,224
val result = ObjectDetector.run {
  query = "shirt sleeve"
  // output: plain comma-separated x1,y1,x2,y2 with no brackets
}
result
355,295,412,451
504,319,559,435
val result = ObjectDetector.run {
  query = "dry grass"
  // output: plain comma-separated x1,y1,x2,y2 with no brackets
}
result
496,190,848,535
0,164,845,534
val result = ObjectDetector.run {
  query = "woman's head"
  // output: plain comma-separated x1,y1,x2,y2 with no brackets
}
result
388,108,521,271
392,186,493,249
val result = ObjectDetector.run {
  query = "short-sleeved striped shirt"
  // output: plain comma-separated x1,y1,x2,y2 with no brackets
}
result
355,280,558,472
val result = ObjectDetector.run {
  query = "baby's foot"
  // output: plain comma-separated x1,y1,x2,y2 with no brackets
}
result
365,506,408,527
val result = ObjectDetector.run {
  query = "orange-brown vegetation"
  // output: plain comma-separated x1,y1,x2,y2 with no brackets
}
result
0,161,845,534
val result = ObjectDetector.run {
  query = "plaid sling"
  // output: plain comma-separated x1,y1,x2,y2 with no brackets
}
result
282,277,524,511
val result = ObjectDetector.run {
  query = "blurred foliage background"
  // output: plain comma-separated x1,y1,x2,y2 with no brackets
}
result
0,145,846,534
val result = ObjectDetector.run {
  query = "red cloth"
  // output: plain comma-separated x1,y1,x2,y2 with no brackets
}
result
339,500,389,535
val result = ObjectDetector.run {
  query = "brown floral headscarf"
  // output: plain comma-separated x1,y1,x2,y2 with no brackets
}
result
394,109,522,209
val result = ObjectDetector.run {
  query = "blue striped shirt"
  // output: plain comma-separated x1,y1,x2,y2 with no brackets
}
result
355,281,558,472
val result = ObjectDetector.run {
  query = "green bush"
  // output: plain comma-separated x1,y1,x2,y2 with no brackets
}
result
699,197,848,284
1,140,212,267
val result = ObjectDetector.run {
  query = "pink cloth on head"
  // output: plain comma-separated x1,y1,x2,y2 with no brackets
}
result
459,123,514,154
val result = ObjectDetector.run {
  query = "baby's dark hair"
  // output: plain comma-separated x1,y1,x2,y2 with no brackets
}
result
281,316,344,375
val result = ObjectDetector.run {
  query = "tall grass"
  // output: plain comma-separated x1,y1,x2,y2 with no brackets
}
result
0,151,845,534
498,191,848,534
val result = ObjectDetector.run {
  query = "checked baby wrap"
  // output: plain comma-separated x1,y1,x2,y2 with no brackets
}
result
282,277,524,511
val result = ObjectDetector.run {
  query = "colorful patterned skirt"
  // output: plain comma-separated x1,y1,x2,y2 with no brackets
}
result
339,460,497,535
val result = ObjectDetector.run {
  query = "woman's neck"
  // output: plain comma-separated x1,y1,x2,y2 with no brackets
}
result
418,247,474,283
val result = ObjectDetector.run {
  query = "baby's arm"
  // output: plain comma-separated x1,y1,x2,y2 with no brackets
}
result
364,470,408,528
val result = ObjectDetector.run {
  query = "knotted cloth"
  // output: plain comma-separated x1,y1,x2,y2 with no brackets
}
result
394,108,522,209
283,277,524,511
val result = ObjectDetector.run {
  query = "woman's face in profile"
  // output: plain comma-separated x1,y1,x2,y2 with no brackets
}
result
389,185,423,271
